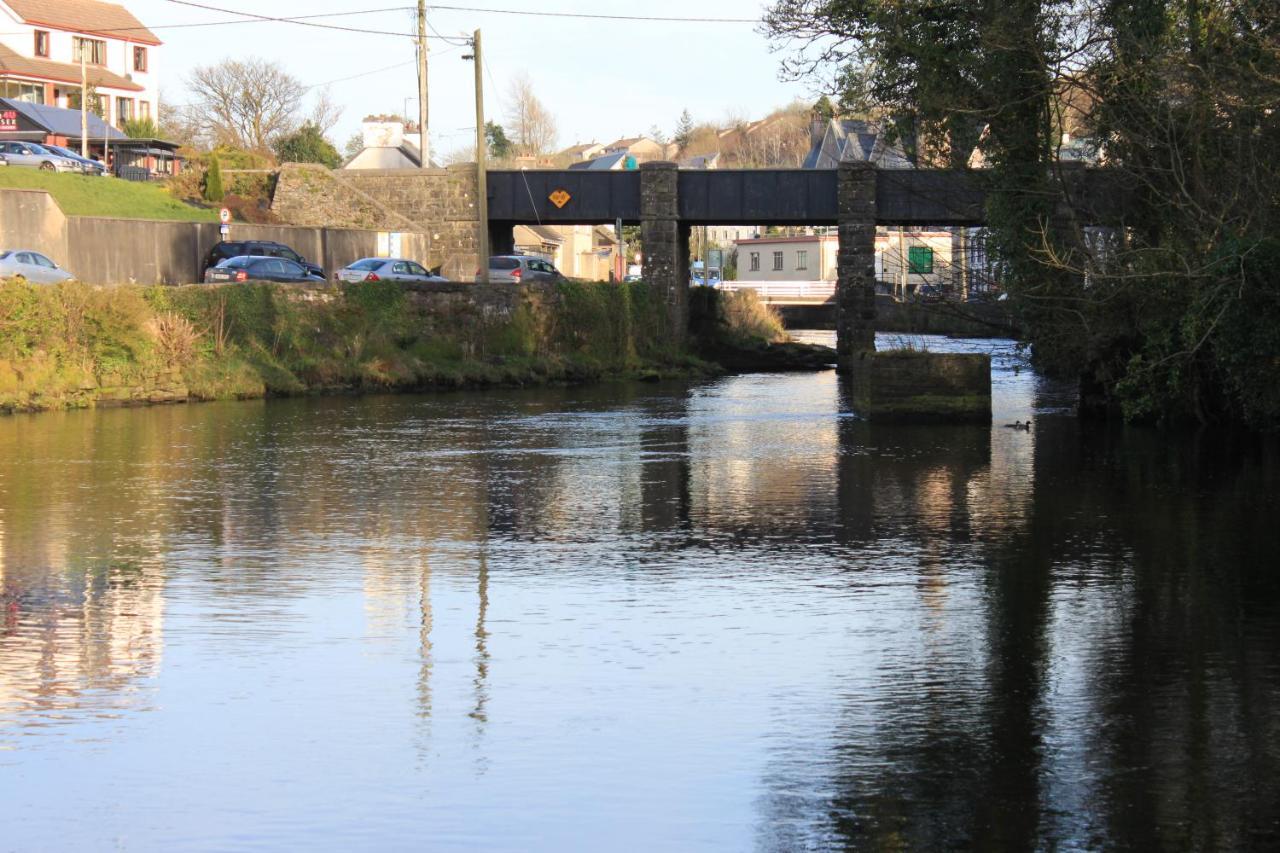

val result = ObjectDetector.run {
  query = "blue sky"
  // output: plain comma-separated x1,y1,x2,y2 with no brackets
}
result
130,0,823,154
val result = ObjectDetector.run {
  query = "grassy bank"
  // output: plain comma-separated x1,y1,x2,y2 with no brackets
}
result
0,169,219,222
0,278,714,413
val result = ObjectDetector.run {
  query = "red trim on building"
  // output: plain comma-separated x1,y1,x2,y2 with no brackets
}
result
18,19,161,46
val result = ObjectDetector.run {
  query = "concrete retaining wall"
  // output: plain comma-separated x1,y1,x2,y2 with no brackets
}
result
0,188,441,286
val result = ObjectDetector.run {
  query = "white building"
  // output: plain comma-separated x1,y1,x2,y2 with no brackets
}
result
0,0,159,127
735,235,839,282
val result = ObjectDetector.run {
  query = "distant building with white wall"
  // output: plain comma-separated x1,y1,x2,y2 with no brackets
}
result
735,235,839,282
0,0,159,127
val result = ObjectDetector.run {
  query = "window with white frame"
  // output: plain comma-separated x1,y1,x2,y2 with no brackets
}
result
750,252,760,272
772,251,784,271
74,38,106,65
796,250,808,271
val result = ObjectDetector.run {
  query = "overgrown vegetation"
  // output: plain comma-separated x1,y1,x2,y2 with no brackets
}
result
0,279,719,414
0,169,218,222
767,0,1280,427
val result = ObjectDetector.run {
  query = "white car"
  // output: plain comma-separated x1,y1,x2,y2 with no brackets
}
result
0,250,76,284
335,257,448,283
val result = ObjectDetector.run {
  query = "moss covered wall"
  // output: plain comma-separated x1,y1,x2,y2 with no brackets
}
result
0,279,699,414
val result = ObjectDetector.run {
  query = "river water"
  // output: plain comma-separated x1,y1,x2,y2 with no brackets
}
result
2,334,1277,851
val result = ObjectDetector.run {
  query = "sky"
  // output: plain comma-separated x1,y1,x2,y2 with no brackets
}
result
128,0,825,157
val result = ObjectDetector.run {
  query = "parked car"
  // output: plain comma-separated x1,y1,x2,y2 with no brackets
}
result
203,241,323,278
0,250,75,284
40,144,107,176
0,141,79,172
478,255,564,284
203,255,326,284
912,283,944,303
335,258,448,284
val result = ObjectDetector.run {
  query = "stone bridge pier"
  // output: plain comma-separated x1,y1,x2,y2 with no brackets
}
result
638,160,877,367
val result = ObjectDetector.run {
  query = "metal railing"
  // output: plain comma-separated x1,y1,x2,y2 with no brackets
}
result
716,280,837,302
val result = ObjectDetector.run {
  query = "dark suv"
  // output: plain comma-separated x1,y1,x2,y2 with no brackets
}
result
203,241,323,278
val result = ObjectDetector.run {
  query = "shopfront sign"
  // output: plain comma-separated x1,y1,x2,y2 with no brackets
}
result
0,110,18,133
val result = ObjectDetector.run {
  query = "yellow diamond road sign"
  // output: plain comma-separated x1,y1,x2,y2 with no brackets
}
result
549,189,571,209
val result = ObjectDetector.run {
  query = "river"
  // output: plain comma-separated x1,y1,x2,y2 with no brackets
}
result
1,334,1277,851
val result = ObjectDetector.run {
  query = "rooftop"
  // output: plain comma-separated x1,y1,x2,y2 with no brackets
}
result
1,0,160,44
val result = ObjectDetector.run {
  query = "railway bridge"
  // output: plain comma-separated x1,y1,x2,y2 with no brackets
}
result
486,162,1130,369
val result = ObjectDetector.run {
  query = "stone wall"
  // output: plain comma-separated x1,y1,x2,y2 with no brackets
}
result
0,188,438,286
859,351,991,423
272,164,481,281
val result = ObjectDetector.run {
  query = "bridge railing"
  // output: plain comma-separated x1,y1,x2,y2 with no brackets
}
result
715,280,837,303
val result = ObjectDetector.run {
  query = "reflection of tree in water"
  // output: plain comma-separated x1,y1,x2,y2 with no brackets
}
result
766,415,1280,849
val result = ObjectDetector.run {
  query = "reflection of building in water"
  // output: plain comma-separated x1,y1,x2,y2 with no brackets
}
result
0,561,165,727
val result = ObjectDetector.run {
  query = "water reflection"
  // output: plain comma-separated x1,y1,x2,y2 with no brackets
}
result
0,339,1277,849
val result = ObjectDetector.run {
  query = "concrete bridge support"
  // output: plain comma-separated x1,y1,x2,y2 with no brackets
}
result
640,162,690,346
836,162,878,372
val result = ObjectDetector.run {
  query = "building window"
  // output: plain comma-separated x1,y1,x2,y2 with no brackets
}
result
796,250,808,271
749,252,760,272
116,98,135,123
133,46,148,72
74,38,107,65
772,251,784,271
139,100,151,120
0,80,45,104
34,31,50,57
908,246,934,274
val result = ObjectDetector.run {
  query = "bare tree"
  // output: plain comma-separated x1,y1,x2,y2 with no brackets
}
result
505,74,557,155
308,87,343,136
187,59,306,152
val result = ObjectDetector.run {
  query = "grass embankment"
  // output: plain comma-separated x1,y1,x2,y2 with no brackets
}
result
0,278,713,413
0,169,219,222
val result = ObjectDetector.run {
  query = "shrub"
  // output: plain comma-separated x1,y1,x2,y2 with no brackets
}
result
202,156,224,202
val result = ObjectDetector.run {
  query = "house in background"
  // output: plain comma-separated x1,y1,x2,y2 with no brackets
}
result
0,0,159,127
602,136,672,162
803,118,914,170
343,118,437,170
567,151,632,171
734,235,839,283
558,141,605,163
514,224,619,281
0,96,181,174
735,229,955,298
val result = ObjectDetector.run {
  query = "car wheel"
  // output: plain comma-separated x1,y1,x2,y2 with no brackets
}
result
40,162,55,171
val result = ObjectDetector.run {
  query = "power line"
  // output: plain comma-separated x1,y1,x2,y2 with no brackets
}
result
162,0,421,38
427,4,758,23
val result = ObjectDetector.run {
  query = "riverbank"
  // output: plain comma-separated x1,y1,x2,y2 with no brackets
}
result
0,279,693,413
0,279,804,414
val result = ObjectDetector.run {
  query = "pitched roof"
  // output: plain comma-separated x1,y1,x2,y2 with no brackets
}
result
567,151,629,171
0,42,144,91
802,118,914,169
560,141,602,156
0,96,127,140
1,0,160,44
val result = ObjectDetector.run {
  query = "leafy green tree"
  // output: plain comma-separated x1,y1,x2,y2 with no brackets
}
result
202,155,224,203
485,122,513,159
812,95,835,121
272,122,341,168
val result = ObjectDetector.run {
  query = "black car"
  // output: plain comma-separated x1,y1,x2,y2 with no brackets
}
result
203,241,323,278
203,255,326,284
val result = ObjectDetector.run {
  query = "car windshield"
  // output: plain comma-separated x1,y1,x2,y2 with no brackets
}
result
350,259,382,271
26,144,51,155
491,258,520,270
264,245,303,263
216,257,250,268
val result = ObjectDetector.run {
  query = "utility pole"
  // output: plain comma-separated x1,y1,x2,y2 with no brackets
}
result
470,30,489,283
416,0,430,169
80,46,88,159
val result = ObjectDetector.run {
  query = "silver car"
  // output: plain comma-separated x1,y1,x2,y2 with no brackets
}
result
0,141,79,172
478,255,565,284
0,250,76,283
336,257,448,283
